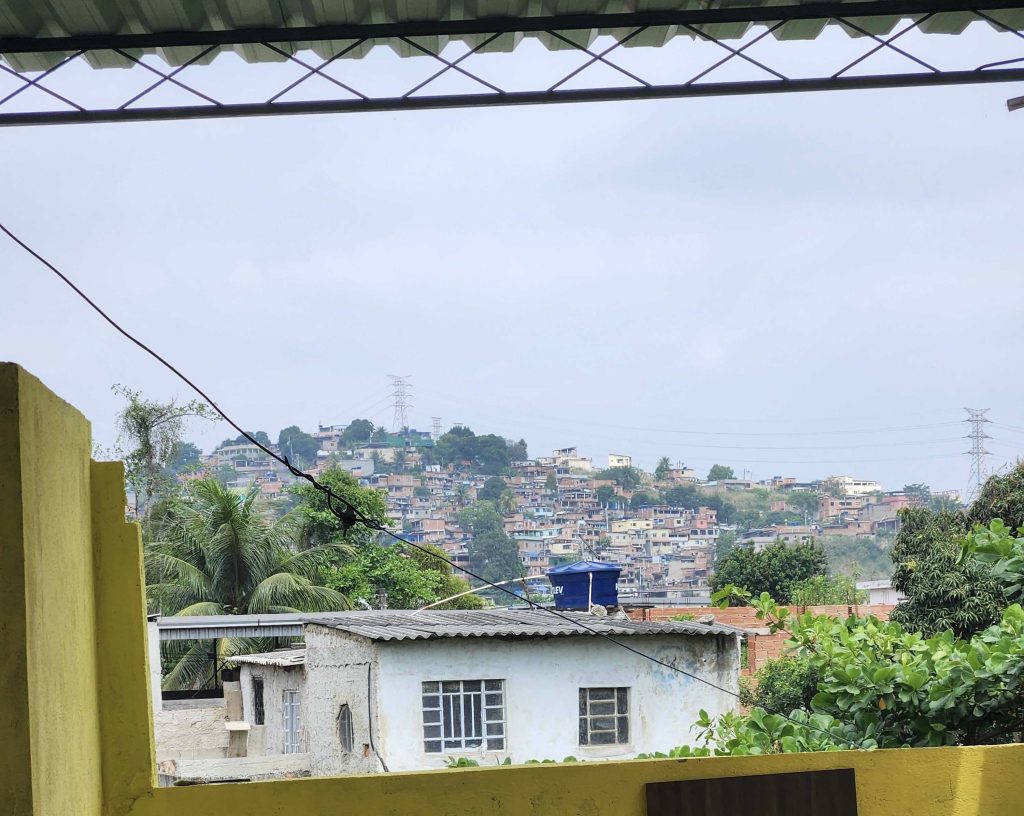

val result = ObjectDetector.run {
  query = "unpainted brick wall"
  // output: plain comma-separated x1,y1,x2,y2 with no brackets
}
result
628,605,895,676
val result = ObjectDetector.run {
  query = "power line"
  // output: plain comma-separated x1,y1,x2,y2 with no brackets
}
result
4,220,858,750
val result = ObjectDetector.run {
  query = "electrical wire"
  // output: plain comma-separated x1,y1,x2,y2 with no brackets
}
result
3,220,860,750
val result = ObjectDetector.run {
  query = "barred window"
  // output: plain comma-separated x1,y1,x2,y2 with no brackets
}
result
283,689,302,753
421,680,505,753
251,675,265,725
579,687,629,746
338,703,354,753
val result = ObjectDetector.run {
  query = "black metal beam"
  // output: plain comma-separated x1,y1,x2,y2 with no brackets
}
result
1,0,1023,53
2,67,1023,127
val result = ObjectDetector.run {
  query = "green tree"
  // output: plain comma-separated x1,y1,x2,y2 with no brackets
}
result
788,574,866,606
544,472,558,492
902,483,932,503
408,544,485,610
663,484,700,509
739,656,819,715
630,490,656,510
290,465,391,551
498,490,518,515
595,484,618,507
968,462,1024,534
165,441,202,476
655,456,672,480
715,530,737,564
146,478,350,688
707,464,735,482
508,438,529,462
459,501,521,584
323,543,440,609
710,540,828,602
219,431,272,448
277,425,320,468
340,418,374,447
596,466,643,489
785,490,820,519
889,507,1004,638
478,476,508,503
112,384,213,515
467,529,522,585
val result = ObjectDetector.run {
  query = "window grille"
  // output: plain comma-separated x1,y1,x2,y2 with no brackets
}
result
338,703,354,753
421,679,505,753
579,687,629,745
283,689,302,753
251,676,265,726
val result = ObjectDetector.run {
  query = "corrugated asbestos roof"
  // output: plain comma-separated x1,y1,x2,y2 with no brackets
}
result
228,647,307,668
156,613,305,642
303,608,741,641
3,0,1023,74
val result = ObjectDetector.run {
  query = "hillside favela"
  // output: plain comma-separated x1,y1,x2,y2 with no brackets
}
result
92,381,1018,786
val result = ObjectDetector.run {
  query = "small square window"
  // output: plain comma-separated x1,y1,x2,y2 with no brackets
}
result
579,687,629,746
422,679,505,753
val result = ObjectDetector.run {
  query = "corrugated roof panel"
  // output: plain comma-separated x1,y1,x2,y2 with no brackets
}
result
3,0,1021,74
229,647,307,667
303,608,742,641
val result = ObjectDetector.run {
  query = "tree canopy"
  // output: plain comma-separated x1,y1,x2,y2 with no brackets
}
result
707,464,736,481
460,501,522,584
596,466,643,489
436,426,521,474
654,456,671,480
278,425,320,467
145,478,351,688
112,384,212,514
889,507,1004,638
710,540,828,603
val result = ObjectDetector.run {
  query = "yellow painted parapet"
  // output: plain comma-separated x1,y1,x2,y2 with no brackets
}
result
2,361,1024,816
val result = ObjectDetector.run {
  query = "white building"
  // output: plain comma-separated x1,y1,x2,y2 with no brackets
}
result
607,453,632,469
829,476,883,496
857,579,906,605
233,609,740,775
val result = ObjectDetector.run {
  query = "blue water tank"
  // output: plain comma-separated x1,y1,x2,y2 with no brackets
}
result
547,560,621,610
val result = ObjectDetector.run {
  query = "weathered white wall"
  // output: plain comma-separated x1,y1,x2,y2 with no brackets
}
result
153,699,229,761
302,626,384,777
157,753,310,785
371,632,739,773
239,663,306,758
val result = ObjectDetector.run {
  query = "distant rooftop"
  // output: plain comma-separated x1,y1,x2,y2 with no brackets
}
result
304,608,740,642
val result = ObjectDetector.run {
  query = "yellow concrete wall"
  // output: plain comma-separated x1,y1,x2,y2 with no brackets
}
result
1,364,104,816
3,361,1024,816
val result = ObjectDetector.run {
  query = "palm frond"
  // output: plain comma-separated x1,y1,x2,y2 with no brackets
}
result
248,572,350,614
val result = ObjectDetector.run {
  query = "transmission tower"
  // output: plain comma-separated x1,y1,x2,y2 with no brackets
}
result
389,375,412,432
964,408,992,500
432,417,442,441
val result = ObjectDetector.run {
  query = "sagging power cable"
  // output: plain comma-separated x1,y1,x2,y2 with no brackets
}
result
2,220,860,750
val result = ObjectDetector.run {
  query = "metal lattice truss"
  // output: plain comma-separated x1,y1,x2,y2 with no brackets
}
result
1,0,1023,125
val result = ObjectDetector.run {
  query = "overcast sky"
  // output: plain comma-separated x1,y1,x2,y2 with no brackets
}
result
1,25,1022,496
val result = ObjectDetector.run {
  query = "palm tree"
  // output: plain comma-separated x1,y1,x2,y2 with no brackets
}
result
146,478,353,688
498,490,517,515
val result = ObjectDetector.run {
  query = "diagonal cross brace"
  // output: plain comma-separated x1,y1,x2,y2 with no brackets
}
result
548,28,652,91
403,32,505,97
831,14,936,77
398,37,505,94
0,54,85,110
263,40,369,102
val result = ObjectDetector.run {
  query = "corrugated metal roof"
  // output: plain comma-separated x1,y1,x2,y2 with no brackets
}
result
156,613,306,642
228,647,307,668
2,0,1023,74
303,608,741,641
